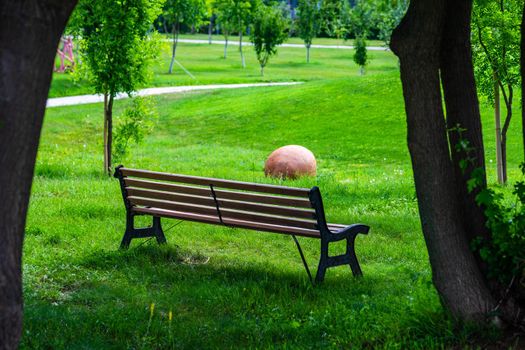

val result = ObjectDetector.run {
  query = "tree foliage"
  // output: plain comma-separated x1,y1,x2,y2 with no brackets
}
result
353,36,368,74
250,4,289,75
472,0,521,184
296,0,321,62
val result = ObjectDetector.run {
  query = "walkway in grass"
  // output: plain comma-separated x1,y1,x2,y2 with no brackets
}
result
175,38,388,51
46,82,302,108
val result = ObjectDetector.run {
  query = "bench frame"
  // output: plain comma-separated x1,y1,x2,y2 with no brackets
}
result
114,166,369,283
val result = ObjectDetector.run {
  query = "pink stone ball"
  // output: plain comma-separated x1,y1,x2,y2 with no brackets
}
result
264,145,317,179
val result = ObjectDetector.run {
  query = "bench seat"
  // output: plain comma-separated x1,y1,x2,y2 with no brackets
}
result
114,166,369,283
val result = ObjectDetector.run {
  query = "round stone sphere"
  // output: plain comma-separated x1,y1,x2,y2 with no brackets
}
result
264,145,317,179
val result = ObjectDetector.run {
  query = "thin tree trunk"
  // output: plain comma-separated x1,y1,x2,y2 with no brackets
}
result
224,35,228,58
239,29,245,68
494,77,504,184
208,16,213,44
521,3,525,163
306,44,310,63
106,95,114,175
261,65,264,76
103,93,109,173
169,21,179,74
501,85,513,184
0,1,77,348
390,0,496,321
440,0,489,243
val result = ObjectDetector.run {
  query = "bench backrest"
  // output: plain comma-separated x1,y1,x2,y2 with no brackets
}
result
114,166,329,238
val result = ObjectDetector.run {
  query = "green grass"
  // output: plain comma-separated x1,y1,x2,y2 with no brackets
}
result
24,44,521,348
48,40,393,98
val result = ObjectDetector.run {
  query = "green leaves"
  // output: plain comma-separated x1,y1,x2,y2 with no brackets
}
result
71,0,164,97
296,0,321,47
250,4,289,74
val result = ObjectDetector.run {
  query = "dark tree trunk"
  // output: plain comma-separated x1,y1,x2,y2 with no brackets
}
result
306,44,310,63
103,94,114,175
522,3,525,163
0,1,77,348
239,29,245,68
440,0,489,243
390,0,496,321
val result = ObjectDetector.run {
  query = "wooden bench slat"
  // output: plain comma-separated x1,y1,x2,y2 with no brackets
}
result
126,188,317,219
121,168,311,197
125,178,313,208
128,197,318,230
133,207,322,239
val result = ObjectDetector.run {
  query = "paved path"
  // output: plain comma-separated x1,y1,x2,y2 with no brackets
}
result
47,82,302,108
174,38,388,51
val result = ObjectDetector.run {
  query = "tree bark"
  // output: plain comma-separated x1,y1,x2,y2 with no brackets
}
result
224,35,229,58
390,0,496,321
0,1,77,348
208,16,213,44
440,0,489,243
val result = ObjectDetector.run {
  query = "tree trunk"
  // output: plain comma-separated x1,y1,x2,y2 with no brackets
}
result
239,29,245,68
494,77,504,184
224,36,228,58
208,16,213,44
0,1,77,348
501,85,513,185
306,44,310,63
440,0,489,243
103,94,114,175
261,65,264,76
169,21,179,74
390,0,496,321
521,3,525,163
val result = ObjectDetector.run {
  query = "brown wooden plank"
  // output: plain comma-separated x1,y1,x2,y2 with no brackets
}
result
121,167,311,197
128,197,318,230
132,207,321,239
124,178,313,208
126,188,316,219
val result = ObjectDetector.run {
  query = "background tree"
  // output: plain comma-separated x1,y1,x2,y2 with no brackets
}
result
472,0,521,184
296,0,321,63
391,0,524,326
319,0,345,38
214,0,236,58
205,0,217,44
71,0,163,174
250,4,289,76
231,0,256,68
353,36,368,74
164,0,206,74
372,0,408,46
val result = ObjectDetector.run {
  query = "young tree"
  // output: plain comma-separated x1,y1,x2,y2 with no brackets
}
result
296,0,321,63
250,4,289,76
71,0,163,174
205,0,217,44
164,0,206,74
231,0,256,68
353,36,368,74
472,0,521,184
214,0,236,58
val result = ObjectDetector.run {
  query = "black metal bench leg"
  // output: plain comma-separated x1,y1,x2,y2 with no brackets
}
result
315,239,329,283
153,216,167,245
346,236,362,277
120,214,168,249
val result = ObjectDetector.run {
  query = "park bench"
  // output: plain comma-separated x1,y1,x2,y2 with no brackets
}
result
114,166,369,283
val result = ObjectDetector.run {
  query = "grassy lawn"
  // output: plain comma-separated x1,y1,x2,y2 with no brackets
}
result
26,44,523,349
49,40,392,98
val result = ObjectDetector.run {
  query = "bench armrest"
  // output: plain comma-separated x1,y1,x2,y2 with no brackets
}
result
329,224,370,238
